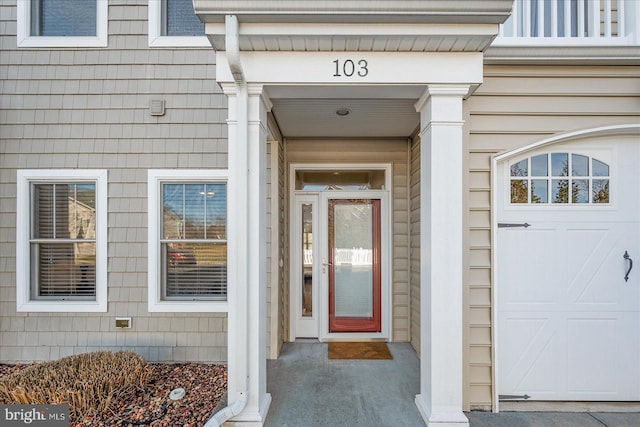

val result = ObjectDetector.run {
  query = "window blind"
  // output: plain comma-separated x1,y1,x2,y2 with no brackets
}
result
31,0,97,37
161,183,227,299
31,183,96,299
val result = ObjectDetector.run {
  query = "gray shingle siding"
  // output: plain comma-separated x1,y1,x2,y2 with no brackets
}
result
0,1,229,363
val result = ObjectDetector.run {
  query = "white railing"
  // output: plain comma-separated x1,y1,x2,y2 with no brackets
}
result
497,0,639,44
303,248,372,266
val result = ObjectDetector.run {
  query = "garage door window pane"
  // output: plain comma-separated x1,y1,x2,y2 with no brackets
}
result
593,179,610,203
511,180,528,203
552,153,569,176
531,154,548,176
572,154,589,176
593,159,609,177
552,180,569,203
510,159,528,177
531,179,548,203
573,179,589,203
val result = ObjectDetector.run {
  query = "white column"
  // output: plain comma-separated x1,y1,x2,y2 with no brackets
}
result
223,82,272,426
415,85,470,427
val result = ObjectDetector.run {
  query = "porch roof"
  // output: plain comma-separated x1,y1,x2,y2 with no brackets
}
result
194,0,513,53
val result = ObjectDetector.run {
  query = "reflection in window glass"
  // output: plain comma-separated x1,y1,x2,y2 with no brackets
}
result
184,184,205,239
161,182,227,300
573,179,589,203
31,182,97,299
552,179,569,203
593,159,609,176
510,159,528,177
531,179,548,203
531,154,548,176
572,154,589,176
510,152,611,205
511,180,528,203
551,153,569,176
593,179,610,203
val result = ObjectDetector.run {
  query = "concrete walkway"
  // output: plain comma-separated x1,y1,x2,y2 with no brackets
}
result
265,341,424,427
265,342,640,427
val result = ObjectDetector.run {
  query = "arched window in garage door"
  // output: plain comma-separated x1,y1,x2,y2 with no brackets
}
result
509,153,610,205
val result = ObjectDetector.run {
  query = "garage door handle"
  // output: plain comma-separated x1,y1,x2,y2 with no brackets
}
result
624,251,633,282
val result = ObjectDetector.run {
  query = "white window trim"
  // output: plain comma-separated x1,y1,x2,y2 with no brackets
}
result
148,0,210,48
16,170,108,312
16,0,108,48
148,169,228,312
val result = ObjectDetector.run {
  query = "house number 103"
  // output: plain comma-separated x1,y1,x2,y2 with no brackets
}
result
333,59,369,77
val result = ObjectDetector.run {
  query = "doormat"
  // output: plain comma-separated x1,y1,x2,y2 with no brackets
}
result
328,342,393,360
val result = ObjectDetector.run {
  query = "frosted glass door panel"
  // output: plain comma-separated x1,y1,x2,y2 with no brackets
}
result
329,198,381,333
333,203,373,317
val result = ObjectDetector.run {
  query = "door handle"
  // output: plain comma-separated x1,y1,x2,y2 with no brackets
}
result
322,259,332,273
624,251,633,282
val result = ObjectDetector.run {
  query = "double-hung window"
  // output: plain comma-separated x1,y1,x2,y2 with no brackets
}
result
148,170,228,312
148,0,209,47
16,170,108,312
17,0,108,48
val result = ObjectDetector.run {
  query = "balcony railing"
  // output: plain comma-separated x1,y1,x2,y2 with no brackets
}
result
497,0,639,45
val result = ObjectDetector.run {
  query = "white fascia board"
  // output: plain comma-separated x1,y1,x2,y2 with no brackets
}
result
485,45,640,65
235,22,500,37
216,51,483,85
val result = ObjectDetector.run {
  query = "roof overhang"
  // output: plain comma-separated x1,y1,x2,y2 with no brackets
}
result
194,0,513,52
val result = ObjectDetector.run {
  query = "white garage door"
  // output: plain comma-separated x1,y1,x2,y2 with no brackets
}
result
497,137,640,401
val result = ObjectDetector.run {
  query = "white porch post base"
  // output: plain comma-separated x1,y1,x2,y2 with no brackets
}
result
415,84,470,427
415,395,470,427
225,394,272,426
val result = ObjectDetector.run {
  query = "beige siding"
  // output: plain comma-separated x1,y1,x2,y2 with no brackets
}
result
286,139,411,341
0,0,228,363
409,135,421,354
465,64,640,409
278,138,288,351
266,115,285,359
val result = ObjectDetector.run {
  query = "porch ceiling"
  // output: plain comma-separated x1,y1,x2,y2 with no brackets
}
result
268,86,422,138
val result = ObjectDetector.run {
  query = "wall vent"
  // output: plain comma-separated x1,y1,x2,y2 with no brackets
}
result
150,99,165,116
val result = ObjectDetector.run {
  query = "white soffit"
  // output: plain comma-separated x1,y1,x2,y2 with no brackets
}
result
204,22,500,52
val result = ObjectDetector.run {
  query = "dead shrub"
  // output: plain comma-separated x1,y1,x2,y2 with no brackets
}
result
0,351,153,421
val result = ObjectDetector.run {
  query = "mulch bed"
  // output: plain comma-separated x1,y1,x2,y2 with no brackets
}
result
0,363,227,427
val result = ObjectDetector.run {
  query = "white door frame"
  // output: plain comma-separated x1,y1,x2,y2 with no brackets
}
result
288,163,392,341
491,124,640,412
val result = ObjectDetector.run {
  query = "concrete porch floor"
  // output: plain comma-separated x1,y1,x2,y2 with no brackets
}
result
265,342,640,427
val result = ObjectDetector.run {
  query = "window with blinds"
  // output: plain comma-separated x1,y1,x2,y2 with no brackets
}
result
30,183,96,300
162,0,205,36
161,183,227,300
30,0,97,37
